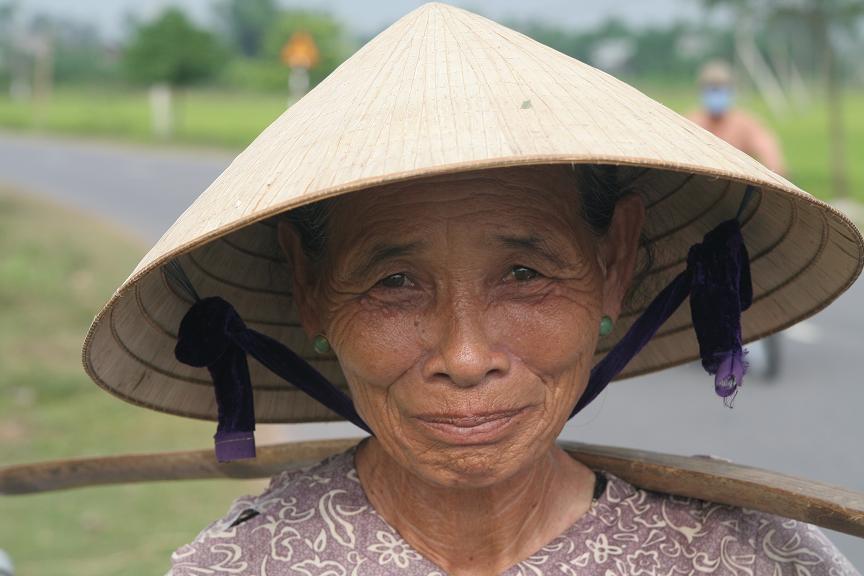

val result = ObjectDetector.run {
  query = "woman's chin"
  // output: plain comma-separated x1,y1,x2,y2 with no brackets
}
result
412,450,527,489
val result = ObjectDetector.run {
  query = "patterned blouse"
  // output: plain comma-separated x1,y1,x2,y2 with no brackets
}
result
169,447,859,575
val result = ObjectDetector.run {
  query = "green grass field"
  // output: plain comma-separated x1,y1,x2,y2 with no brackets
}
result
0,87,288,149
0,191,268,576
0,85,862,201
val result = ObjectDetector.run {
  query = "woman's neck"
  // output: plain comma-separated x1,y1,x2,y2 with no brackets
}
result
355,438,596,576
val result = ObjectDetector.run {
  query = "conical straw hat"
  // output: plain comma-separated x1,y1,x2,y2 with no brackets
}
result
83,2,862,424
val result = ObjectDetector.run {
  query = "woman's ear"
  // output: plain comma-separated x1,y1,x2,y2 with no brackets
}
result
277,220,323,339
599,194,645,320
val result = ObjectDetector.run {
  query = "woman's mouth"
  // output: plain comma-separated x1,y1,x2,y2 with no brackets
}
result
413,407,529,445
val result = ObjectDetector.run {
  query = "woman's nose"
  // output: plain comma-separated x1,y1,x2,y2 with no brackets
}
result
421,301,510,388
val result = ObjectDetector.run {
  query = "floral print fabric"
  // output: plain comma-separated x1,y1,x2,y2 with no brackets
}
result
170,448,859,575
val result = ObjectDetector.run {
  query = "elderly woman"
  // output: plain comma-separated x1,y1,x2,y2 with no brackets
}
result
82,3,861,575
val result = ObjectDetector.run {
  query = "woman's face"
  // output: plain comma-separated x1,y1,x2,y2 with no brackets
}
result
282,167,644,488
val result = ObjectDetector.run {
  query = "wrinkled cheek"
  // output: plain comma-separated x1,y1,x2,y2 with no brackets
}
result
328,308,422,421
493,300,598,382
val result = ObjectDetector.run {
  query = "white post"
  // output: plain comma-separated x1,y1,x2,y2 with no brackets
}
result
289,66,309,105
149,83,174,139
0,549,14,576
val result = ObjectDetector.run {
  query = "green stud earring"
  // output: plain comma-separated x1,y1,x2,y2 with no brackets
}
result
599,315,614,337
313,334,331,355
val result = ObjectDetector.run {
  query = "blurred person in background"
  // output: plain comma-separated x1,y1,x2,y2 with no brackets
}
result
689,60,785,380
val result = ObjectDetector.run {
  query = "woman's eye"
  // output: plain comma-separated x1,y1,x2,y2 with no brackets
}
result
379,273,410,288
511,266,539,282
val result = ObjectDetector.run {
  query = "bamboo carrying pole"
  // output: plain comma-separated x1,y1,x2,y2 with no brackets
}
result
1,439,862,538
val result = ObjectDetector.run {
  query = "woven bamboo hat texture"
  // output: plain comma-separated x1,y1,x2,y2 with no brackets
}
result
83,2,862,425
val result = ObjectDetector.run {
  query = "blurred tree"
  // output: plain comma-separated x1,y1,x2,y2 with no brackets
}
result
772,0,863,198
263,10,356,89
125,7,225,88
511,17,731,82
25,16,52,101
0,2,13,34
703,0,864,198
28,15,118,85
0,2,16,88
509,20,593,62
124,7,226,137
214,0,277,58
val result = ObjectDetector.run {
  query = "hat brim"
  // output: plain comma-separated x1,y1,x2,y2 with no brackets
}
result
82,157,863,423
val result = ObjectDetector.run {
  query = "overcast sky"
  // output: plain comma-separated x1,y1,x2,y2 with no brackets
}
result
18,0,704,40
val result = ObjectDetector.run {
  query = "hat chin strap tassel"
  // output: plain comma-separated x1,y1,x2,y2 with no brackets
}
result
688,219,753,406
168,270,372,461
175,298,258,462
571,186,756,418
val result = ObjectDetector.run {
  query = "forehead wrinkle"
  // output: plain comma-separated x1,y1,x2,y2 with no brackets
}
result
344,239,426,280
493,234,571,269
363,173,575,215
327,170,590,266
336,169,581,225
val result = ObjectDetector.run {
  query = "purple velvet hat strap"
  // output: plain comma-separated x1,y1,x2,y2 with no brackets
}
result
570,186,756,418
168,265,371,462
687,219,753,402
570,264,693,416
174,297,258,462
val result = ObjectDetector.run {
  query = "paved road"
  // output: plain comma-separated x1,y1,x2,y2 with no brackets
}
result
0,132,234,242
1,131,862,566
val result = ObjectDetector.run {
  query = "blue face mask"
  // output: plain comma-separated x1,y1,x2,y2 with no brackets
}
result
702,86,733,116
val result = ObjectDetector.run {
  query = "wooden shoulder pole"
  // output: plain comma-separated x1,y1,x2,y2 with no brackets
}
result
2,439,862,538
0,438,360,493
560,442,864,538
